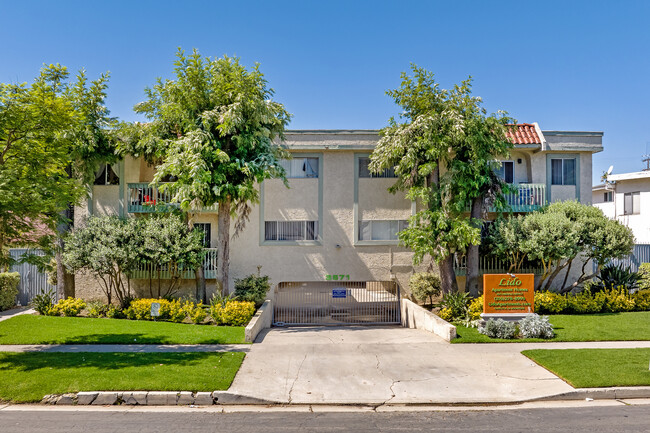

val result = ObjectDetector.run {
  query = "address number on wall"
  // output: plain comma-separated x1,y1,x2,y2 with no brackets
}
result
326,274,350,281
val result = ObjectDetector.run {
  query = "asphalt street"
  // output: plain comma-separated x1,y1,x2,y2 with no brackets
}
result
1,403,649,432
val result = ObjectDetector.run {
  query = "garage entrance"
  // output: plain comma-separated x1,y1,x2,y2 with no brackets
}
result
273,281,401,326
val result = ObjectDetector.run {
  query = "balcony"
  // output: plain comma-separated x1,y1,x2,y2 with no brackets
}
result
131,248,218,280
496,183,546,213
453,254,544,276
127,183,218,213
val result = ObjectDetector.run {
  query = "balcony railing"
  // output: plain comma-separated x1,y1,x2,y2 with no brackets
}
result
453,254,544,276
127,183,218,213
131,248,218,280
496,183,546,213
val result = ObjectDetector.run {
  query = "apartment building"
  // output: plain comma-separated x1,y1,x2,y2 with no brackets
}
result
74,124,603,305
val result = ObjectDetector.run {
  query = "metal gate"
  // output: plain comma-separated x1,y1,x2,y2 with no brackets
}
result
9,249,57,306
273,281,401,326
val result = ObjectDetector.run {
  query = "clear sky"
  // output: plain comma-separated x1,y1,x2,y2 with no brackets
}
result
2,0,649,183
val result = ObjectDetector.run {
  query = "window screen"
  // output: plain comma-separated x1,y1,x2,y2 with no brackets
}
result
359,220,408,241
624,192,640,215
551,158,576,186
358,157,397,178
279,158,319,178
265,221,319,241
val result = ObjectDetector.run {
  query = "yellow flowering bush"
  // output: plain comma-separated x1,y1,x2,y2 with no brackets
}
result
468,297,483,320
210,301,255,326
534,291,568,314
602,288,635,313
633,290,650,311
49,297,86,317
437,307,453,322
183,300,207,324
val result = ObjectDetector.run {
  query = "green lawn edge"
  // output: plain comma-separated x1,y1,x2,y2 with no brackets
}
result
451,312,650,343
0,315,247,345
0,351,245,403
522,348,650,388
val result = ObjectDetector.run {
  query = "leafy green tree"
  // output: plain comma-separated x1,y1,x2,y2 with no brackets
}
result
370,66,512,294
63,216,140,306
485,215,528,273
125,49,290,299
0,65,117,296
138,213,204,298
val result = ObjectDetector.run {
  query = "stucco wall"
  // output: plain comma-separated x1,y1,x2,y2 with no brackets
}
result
358,178,411,220
92,186,120,216
264,178,319,220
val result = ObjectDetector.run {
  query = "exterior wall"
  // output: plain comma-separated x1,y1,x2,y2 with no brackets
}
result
91,186,120,216
264,178,319,221
610,178,650,244
358,178,411,220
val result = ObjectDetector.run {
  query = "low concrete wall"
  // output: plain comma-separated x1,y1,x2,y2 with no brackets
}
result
245,300,273,343
400,299,456,341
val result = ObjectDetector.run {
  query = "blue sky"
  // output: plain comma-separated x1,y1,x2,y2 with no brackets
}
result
2,0,649,183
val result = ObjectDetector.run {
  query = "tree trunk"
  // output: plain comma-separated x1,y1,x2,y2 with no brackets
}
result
217,196,231,294
439,255,458,294
195,266,206,303
55,205,75,300
465,196,483,297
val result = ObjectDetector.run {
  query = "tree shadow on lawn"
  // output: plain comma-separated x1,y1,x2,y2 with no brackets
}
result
0,333,233,345
0,351,227,372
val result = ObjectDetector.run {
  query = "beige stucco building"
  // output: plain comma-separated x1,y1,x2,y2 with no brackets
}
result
74,125,603,301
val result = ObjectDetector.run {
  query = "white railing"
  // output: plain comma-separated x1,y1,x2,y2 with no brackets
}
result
131,248,218,280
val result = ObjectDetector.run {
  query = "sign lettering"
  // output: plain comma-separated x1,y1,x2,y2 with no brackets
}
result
483,274,534,314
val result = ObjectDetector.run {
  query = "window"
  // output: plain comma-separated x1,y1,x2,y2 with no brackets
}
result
551,158,576,185
603,191,613,202
94,164,119,185
279,158,319,178
494,161,514,184
193,223,211,248
358,157,397,178
624,192,640,215
265,221,318,241
359,220,408,241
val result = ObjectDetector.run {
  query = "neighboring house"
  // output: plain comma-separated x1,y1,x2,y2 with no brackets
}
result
593,169,650,244
74,124,603,301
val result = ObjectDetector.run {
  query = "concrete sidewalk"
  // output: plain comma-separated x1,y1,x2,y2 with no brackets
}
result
228,327,650,405
0,307,34,322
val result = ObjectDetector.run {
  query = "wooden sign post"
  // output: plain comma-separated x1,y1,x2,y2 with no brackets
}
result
482,274,534,321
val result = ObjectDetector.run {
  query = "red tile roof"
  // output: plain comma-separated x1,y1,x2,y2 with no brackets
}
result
506,123,541,145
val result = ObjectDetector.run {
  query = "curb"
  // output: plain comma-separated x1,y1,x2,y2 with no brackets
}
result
42,391,279,406
41,387,650,406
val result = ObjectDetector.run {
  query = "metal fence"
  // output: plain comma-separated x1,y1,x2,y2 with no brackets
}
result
9,249,57,306
273,281,401,326
596,244,650,273
130,248,218,280
453,254,544,276
127,183,219,213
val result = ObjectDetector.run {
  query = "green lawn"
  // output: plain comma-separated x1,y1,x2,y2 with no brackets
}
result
523,348,650,388
0,351,245,402
0,315,246,345
452,312,650,343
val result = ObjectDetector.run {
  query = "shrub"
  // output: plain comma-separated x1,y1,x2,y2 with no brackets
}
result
184,301,208,324
567,290,604,314
468,297,483,320
125,298,174,321
534,291,568,314
602,288,635,313
479,319,517,339
597,263,641,293
409,272,442,305
518,314,554,339
163,299,186,323
31,289,55,315
234,273,270,308
439,292,470,321
106,305,125,319
437,307,453,322
50,297,86,317
639,263,650,291
633,289,650,311
210,301,255,326
86,301,109,318
0,272,20,311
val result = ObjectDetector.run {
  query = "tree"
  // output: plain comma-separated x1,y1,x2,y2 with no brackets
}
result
0,65,117,295
63,216,140,306
138,213,204,298
126,49,290,299
370,66,513,294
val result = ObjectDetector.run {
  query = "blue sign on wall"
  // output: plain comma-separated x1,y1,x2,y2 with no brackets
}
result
332,288,347,298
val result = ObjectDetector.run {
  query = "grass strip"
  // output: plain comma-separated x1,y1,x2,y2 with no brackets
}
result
0,351,245,403
452,312,650,343
0,315,246,345
522,348,650,388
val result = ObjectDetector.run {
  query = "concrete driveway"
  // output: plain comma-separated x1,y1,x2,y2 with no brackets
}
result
228,326,574,404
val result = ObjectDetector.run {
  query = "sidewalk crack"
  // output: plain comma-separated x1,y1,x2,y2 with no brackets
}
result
288,354,307,404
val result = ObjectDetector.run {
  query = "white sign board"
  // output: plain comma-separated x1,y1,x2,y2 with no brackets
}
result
150,302,161,317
